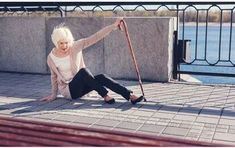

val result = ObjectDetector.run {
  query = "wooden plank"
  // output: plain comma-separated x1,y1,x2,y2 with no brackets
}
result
0,126,126,146
0,116,231,146
0,130,79,146
0,137,41,146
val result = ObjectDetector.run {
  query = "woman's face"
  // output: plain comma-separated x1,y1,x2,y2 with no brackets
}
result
57,39,69,52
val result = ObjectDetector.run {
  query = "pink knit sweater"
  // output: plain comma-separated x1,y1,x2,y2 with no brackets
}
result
47,24,117,99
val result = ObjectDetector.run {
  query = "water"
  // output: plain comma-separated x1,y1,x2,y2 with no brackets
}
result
179,24,235,85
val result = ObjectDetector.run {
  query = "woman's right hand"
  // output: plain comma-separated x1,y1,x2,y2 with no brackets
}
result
39,95,56,102
114,17,124,30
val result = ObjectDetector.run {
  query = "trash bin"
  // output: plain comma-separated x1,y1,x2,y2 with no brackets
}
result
178,39,191,63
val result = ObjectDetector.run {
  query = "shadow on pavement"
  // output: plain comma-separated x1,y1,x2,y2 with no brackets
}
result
1,97,235,118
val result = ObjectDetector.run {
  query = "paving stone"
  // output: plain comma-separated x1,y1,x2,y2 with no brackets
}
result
95,106,121,112
198,138,212,143
32,113,57,120
102,115,125,121
200,108,222,117
53,114,78,122
157,121,169,126
122,118,140,123
188,129,201,134
196,116,219,124
0,107,12,114
174,114,196,121
204,123,217,128
138,116,151,121
7,106,33,115
145,120,158,125
0,100,29,109
185,137,198,141
118,103,142,111
116,121,142,130
113,108,137,114
179,123,192,129
138,124,165,133
179,107,201,114
152,112,175,119
138,103,161,111
200,131,215,139
21,101,48,111
89,125,113,130
163,127,189,136
112,127,135,133
69,122,89,127
94,119,120,127
35,100,69,111
158,105,181,112
49,119,72,125
168,121,181,127
57,101,84,109
136,131,159,136
186,130,201,139
216,127,228,133
228,127,235,134
212,140,235,146
15,116,51,123
108,112,128,118
221,110,235,119
214,132,235,142
131,110,154,117
219,118,235,125
192,122,205,127
133,119,146,124
57,110,90,116
158,118,171,123
148,116,160,122
160,133,185,140
73,116,100,125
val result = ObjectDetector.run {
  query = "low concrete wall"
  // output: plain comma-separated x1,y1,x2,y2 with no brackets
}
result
0,17,46,73
0,17,176,82
104,17,176,81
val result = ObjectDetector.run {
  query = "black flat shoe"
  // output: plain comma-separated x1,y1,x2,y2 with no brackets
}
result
125,90,134,101
131,96,145,105
105,98,115,104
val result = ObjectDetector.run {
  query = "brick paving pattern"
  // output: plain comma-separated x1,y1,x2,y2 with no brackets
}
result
0,72,235,145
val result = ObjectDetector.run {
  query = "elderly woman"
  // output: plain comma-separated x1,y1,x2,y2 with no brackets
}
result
40,18,144,104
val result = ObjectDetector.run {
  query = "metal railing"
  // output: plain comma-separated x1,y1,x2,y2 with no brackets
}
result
1,2,235,80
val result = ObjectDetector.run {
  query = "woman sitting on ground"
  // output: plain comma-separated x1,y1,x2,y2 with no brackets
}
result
40,18,145,104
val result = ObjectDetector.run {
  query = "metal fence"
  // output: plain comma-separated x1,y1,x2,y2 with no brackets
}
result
1,2,235,80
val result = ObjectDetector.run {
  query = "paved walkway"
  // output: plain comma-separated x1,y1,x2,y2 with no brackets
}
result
0,72,235,145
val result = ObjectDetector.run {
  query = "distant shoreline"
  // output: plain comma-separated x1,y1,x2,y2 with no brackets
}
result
181,22,235,26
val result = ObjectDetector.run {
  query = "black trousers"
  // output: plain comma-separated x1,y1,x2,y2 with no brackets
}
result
69,68,132,100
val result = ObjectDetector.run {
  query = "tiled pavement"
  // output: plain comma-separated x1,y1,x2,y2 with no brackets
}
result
1,72,235,145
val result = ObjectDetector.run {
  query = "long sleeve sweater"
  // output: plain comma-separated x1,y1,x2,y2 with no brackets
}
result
47,23,117,99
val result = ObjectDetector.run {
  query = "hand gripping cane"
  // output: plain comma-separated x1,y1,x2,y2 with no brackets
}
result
119,20,146,102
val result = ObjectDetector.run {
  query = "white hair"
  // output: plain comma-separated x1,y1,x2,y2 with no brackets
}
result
51,23,74,48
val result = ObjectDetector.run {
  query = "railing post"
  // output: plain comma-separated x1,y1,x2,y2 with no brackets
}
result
173,30,179,80
58,6,65,17
172,4,179,80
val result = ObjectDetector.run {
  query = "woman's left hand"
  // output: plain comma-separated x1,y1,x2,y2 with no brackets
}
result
39,95,56,102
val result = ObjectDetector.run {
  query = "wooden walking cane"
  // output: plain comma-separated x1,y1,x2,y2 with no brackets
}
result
119,20,146,102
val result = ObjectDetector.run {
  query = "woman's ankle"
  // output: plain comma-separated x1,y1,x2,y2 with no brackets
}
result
129,94,138,101
104,95,112,100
